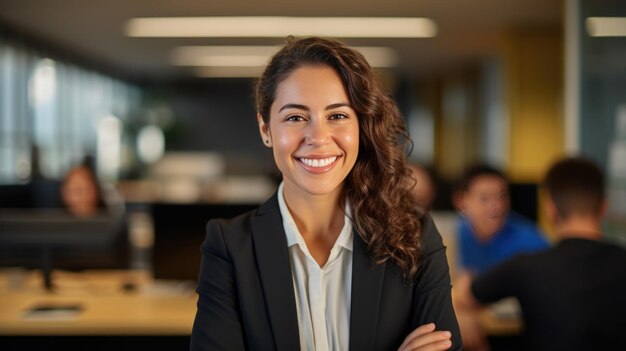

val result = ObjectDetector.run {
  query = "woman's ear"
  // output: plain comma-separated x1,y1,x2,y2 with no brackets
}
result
257,114,272,147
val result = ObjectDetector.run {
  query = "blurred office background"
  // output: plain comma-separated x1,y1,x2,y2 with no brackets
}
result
0,0,625,349
2,0,625,236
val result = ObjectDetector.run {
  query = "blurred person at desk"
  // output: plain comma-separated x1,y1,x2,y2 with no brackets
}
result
454,164,549,276
60,156,124,217
456,156,626,351
190,37,461,351
409,163,437,211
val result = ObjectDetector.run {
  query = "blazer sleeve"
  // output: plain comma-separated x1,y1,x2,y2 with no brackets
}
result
190,219,246,351
410,215,462,350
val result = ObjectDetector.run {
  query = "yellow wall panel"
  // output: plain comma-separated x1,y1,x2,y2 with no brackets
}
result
504,29,564,183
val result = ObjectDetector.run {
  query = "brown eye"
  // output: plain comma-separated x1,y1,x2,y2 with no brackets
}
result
329,113,348,120
285,115,306,122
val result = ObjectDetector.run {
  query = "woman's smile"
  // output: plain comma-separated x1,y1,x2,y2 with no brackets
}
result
296,155,341,172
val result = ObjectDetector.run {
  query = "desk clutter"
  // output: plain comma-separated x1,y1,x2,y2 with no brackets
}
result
0,269,197,336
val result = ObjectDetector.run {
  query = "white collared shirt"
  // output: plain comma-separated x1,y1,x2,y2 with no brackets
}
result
277,183,353,351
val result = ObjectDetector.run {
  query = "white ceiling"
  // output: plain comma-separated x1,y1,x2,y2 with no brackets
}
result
0,0,562,81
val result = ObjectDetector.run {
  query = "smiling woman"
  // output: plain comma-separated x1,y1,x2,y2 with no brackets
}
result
190,37,461,351
259,65,359,202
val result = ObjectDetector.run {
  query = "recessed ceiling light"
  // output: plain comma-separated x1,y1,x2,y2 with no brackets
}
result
172,46,278,67
586,17,626,37
172,45,398,68
126,17,437,38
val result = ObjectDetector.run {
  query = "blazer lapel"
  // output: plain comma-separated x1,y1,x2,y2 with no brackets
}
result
251,194,300,351
349,232,386,351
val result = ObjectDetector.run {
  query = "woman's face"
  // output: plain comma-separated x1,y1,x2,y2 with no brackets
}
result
258,65,359,199
61,168,99,217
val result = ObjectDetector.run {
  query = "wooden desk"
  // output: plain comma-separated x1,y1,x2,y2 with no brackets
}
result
479,308,524,336
0,268,521,339
0,270,197,336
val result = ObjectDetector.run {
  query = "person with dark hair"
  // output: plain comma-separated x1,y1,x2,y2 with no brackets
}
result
191,37,461,350
455,156,626,350
60,156,124,217
455,164,548,275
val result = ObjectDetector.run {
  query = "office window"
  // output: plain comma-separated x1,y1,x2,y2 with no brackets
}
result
0,40,32,183
0,38,140,184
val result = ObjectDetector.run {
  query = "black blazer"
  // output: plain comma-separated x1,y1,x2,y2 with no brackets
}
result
190,194,461,350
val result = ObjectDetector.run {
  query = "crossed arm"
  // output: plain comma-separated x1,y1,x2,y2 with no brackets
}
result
400,216,462,350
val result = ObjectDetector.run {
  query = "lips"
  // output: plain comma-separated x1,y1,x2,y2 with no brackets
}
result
296,155,341,172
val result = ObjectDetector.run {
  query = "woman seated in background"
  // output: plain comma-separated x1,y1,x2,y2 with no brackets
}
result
190,37,461,351
61,156,123,217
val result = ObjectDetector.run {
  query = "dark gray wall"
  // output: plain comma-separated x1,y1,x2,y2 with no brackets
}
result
143,79,276,175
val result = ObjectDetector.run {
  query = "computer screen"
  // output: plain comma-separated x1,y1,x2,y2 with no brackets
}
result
0,209,129,290
151,203,258,281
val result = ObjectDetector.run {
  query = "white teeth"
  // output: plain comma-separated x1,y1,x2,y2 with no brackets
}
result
300,156,338,168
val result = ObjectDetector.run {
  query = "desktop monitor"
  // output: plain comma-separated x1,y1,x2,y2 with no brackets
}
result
151,203,258,281
0,209,129,290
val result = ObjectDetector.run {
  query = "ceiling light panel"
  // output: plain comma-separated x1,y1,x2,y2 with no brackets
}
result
171,46,398,68
127,17,437,38
586,17,626,37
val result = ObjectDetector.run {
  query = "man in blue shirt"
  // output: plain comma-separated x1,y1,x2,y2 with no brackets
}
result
455,157,626,351
456,164,548,275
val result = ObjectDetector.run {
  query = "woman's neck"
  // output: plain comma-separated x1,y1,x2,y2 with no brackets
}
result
283,183,345,239
282,183,346,266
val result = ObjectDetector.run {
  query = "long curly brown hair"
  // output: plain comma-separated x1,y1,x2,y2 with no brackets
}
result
256,37,424,281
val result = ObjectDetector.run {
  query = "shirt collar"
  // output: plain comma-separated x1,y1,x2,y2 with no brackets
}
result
277,182,353,252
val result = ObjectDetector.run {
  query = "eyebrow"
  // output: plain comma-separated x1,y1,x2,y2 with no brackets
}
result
278,102,352,113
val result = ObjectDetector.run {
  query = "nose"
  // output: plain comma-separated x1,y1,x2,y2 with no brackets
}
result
491,198,506,214
305,118,330,145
